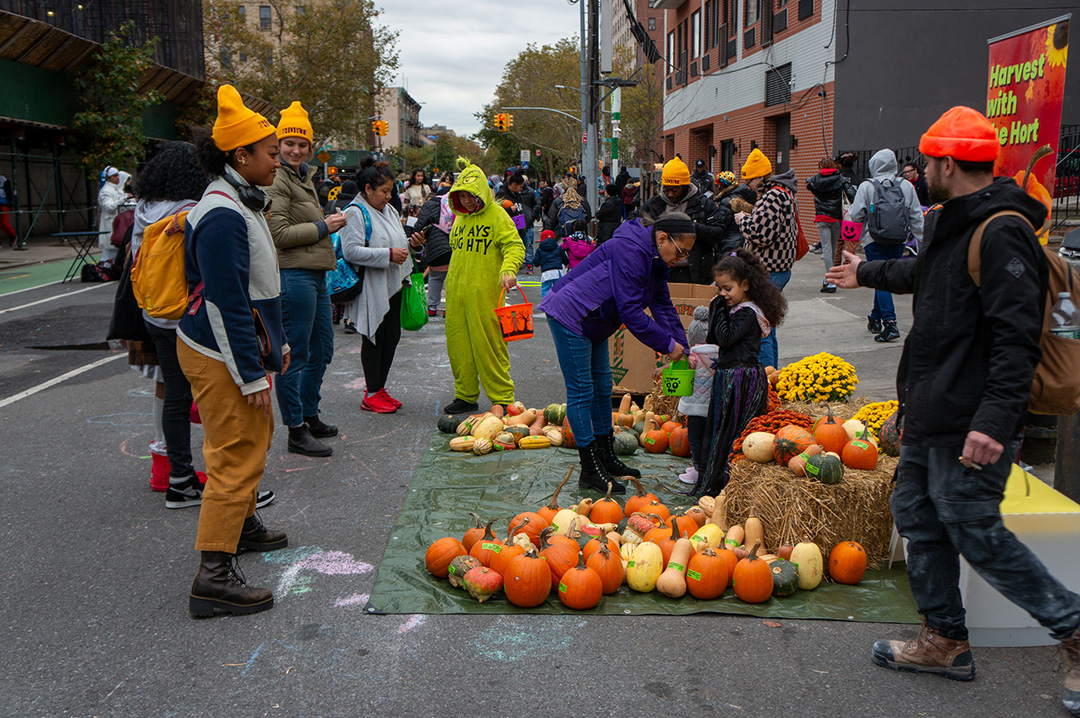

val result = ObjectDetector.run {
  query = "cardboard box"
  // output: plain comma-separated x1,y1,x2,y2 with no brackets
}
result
608,282,718,395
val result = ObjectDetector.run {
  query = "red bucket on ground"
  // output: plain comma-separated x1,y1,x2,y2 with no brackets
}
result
495,286,533,342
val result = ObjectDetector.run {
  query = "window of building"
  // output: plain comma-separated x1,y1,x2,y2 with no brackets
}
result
704,2,711,50
692,10,701,57
649,17,655,31
765,62,792,106
745,0,758,26
776,0,788,6
667,31,674,70
259,5,271,30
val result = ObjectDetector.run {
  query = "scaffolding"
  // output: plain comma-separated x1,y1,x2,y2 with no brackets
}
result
1,139,94,247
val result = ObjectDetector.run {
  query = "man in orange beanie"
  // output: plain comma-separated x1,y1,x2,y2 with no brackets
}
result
827,107,1080,712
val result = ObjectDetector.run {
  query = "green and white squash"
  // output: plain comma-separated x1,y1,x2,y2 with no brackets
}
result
804,453,845,484
771,558,799,597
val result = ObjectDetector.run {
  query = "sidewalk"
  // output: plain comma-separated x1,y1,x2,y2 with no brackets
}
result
0,239,74,272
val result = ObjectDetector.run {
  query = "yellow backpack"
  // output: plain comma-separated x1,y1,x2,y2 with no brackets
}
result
131,207,193,320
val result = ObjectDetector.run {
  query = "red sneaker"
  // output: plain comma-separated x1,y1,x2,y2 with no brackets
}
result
378,388,402,408
361,391,397,413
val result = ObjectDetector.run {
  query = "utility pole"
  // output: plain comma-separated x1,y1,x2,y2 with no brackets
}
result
585,0,600,212
579,0,588,181
611,87,621,178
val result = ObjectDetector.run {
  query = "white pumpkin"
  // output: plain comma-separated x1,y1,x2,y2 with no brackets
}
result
743,432,777,462
473,415,506,442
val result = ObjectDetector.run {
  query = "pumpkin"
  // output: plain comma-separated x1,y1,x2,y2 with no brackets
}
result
770,559,799,597
624,477,658,517
689,523,724,553
777,545,794,561
543,403,566,425
446,555,482,589
538,468,573,524
842,419,869,442
715,547,739,587
557,553,603,610
468,522,505,567
743,432,776,462
805,453,845,484
732,540,772,603
684,506,708,529
489,540,525,576
613,431,639,456
425,537,467,578
626,540,664,592
842,437,878,471
811,405,849,455
667,514,698,540
660,420,681,435
540,527,579,583
790,540,823,590
743,509,764,556
561,417,577,449
582,532,620,563
472,416,505,442
643,514,674,547
493,432,517,451
879,410,902,457
686,547,729,600
509,512,549,549
549,508,585,538
437,414,460,434
622,512,654,544
656,536,694,598
723,524,745,551
462,566,502,602
586,543,624,594
772,425,815,466
642,500,671,523
589,483,624,525
788,444,823,476
642,429,669,454
829,541,867,584
669,426,692,457
461,513,488,552
503,548,551,607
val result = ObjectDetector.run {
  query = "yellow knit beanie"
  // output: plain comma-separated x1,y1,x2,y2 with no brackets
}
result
211,85,276,152
661,157,691,186
276,101,313,143
740,148,773,180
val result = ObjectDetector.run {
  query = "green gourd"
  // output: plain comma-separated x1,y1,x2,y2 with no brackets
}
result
437,415,460,434
804,453,845,485
770,558,799,597
613,432,639,456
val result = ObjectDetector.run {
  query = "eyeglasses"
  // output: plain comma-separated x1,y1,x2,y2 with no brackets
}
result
903,168,918,175
666,237,690,259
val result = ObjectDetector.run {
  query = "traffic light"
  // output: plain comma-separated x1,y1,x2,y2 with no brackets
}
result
493,113,506,131
371,119,380,135
505,114,513,130
371,120,388,136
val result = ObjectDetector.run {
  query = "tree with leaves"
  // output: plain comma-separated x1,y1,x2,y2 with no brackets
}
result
71,21,163,173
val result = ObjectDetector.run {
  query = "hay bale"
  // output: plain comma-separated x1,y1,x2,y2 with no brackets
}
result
723,455,897,567
647,379,683,421
780,396,870,422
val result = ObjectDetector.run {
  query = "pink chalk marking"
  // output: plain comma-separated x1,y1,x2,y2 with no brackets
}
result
334,593,369,608
275,550,375,597
343,377,367,391
397,614,427,634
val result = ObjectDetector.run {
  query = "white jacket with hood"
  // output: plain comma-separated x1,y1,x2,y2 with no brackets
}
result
847,149,924,247
98,170,131,260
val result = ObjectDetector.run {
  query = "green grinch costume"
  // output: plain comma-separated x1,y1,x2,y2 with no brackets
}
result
444,161,525,405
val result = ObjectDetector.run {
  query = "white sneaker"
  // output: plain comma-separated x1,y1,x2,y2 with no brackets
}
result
678,466,698,485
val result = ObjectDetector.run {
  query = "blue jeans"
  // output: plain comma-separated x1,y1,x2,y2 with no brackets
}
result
523,227,535,266
540,272,563,299
864,241,906,322
275,269,335,427
548,318,612,448
895,442,1080,641
757,269,790,368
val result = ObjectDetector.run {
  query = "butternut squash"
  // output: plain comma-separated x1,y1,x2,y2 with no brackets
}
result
707,491,730,530
619,542,636,582
724,524,745,550
619,393,632,415
527,411,548,436
655,538,694,598
576,498,594,516
689,523,724,553
504,408,537,426
744,510,764,556
639,411,656,448
626,541,664,592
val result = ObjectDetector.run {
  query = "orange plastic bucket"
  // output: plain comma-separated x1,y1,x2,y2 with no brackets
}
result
495,286,534,342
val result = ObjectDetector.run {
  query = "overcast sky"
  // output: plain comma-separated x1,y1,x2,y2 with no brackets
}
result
375,0,583,139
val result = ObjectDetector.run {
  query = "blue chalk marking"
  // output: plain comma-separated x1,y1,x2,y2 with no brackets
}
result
241,642,264,676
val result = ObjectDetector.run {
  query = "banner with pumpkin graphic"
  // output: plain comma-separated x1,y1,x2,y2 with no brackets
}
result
986,15,1070,244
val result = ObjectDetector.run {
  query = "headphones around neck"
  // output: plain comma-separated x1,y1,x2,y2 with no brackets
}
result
221,167,268,212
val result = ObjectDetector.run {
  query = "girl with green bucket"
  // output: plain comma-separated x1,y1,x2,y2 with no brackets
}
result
691,248,786,496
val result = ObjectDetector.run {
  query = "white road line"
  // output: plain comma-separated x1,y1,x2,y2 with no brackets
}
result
0,282,112,315
0,353,125,408
0,279,63,297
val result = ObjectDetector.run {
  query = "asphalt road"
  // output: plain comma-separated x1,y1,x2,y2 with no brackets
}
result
0,254,1070,717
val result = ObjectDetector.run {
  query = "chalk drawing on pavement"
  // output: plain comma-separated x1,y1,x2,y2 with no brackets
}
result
472,616,587,661
262,546,375,600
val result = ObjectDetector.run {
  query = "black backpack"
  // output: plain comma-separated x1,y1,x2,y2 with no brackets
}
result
867,179,910,244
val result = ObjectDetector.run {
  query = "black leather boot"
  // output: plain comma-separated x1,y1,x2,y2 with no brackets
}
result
237,513,288,553
593,432,641,479
304,414,338,438
189,551,273,617
577,443,625,494
288,425,333,457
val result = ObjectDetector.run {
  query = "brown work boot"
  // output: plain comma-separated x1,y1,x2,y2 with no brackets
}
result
237,512,288,553
1061,629,1080,716
871,622,975,681
189,551,273,617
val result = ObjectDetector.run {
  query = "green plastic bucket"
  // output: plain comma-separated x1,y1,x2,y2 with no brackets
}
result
661,359,695,396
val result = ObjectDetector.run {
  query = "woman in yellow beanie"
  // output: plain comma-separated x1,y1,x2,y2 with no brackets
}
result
265,100,347,458
181,85,288,617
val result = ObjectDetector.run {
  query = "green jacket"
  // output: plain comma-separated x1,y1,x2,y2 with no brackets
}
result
266,162,335,271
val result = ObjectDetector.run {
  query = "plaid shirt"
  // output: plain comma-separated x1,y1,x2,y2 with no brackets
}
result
738,183,799,273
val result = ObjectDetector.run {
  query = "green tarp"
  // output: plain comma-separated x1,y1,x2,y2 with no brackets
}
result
367,433,920,623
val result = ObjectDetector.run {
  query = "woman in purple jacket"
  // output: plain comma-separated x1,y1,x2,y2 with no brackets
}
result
539,213,695,493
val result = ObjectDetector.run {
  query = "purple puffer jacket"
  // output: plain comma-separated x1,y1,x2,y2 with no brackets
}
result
539,219,688,353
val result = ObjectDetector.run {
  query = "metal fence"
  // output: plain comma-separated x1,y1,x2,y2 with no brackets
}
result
1,144,95,245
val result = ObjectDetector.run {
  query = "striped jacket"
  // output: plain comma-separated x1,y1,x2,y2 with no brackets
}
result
738,170,799,273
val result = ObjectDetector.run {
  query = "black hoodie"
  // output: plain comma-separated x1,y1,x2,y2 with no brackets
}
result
856,177,1049,447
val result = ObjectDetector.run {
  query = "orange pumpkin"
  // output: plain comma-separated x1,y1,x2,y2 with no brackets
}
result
841,436,878,470
537,468,572,525
508,512,549,549
557,553,603,610
686,547,730,599
489,541,525,576
588,483,624,525
684,506,708,529
468,522,505,567
829,540,867,584
669,426,692,457
642,429,669,453
425,537,467,578
660,420,682,434
812,406,849,455
642,500,671,523
539,527,579,583
732,540,773,603
715,547,739,587
624,477,659,517
582,533,619,563
585,543,624,594
667,514,698,539
503,548,552,607
773,425,815,465
461,513,488,553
